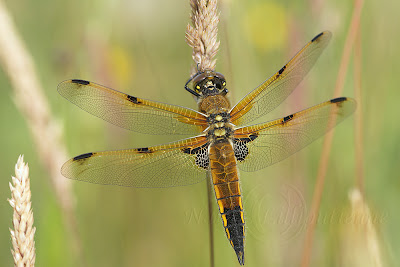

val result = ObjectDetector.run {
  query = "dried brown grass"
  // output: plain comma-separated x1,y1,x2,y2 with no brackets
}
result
0,1,84,265
186,1,221,266
186,0,220,74
300,0,365,266
9,155,36,267
354,27,365,193
339,189,384,267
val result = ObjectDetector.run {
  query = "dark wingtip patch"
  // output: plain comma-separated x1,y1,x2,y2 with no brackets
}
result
137,147,152,153
73,152,94,161
71,79,90,85
312,32,324,42
330,97,347,104
283,114,294,123
126,95,140,104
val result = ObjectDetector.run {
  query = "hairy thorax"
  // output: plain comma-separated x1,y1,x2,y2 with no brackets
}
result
201,95,235,144
199,95,230,114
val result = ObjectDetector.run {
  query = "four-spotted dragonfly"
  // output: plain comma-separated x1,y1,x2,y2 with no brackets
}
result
58,31,355,265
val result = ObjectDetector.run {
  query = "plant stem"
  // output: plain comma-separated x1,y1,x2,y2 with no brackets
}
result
206,171,215,267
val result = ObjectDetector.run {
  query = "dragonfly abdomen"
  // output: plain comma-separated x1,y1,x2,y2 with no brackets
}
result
209,139,245,265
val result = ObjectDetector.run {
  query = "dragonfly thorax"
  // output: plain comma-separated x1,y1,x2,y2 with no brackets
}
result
199,95,231,114
206,112,234,141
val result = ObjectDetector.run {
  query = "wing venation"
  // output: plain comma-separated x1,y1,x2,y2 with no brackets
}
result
230,31,332,126
233,97,356,172
58,80,207,135
61,136,209,187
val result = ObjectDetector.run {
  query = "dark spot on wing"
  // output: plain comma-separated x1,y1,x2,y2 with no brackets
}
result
182,147,192,154
248,134,258,142
278,65,286,76
182,142,209,154
126,95,141,104
195,148,209,169
330,97,347,103
235,133,258,144
137,147,152,153
283,114,294,123
312,32,324,42
71,79,90,85
73,152,94,161
233,134,258,162
182,143,209,169
233,141,248,162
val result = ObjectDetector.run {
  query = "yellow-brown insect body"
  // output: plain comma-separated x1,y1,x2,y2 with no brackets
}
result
198,94,230,114
197,82,245,265
209,139,245,264
59,32,357,267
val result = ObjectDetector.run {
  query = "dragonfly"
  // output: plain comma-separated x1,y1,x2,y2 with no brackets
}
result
58,31,355,265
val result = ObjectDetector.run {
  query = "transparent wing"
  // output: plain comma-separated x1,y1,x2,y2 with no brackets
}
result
61,136,210,187
230,31,332,126
233,97,356,172
58,79,208,135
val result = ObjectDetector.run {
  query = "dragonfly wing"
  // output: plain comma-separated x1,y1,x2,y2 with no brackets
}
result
61,136,210,187
58,79,208,135
230,31,332,126
233,97,356,172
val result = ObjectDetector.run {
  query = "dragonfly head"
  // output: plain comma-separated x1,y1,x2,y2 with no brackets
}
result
185,70,228,100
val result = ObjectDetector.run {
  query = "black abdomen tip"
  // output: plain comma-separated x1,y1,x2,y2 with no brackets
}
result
71,79,90,85
330,97,347,103
73,152,94,161
236,250,244,265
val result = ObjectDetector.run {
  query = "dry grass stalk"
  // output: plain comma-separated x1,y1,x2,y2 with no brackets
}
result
354,29,364,193
9,155,36,267
186,1,220,266
340,189,384,267
0,1,84,264
186,0,220,74
300,0,365,266
0,0,71,208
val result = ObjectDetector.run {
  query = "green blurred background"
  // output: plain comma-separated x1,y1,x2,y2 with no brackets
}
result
0,0,398,266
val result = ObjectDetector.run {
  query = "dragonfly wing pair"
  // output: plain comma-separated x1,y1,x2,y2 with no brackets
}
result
234,97,355,172
61,136,210,187
230,32,332,126
59,31,356,188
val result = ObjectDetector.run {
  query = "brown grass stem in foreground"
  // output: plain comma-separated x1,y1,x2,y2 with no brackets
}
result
186,1,220,266
206,172,215,267
9,155,36,267
354,29,365,193
0,1,84,265
300,0,364,266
